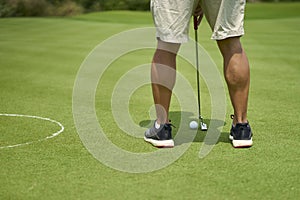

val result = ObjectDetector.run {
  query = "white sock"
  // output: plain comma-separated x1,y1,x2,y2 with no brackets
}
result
155,121,161,129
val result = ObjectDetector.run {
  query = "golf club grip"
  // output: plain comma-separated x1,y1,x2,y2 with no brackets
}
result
193,16,198,30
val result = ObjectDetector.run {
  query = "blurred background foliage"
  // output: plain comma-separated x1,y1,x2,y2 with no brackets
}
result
0,0,299,17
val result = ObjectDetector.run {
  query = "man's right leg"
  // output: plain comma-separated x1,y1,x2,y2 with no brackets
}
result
146,0,194,147
151,40,180,124
144,40,180,148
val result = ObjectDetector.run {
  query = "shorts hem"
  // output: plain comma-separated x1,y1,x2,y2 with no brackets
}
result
211,30,245,40
156,36,189,44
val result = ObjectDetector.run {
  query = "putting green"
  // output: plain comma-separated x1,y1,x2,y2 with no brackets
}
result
0,3,299,199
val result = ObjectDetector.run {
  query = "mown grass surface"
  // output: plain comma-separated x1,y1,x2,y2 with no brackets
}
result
0,3,299,200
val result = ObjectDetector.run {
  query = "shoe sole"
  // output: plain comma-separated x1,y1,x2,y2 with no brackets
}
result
229,135,253,148
144,136,174,148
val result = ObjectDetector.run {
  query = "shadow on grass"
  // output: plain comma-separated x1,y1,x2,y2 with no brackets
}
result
139,111,231,146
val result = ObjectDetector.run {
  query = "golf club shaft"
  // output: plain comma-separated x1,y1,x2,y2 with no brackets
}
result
193,16,202,120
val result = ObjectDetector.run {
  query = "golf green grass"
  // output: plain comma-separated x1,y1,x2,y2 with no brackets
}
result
1,2,300,199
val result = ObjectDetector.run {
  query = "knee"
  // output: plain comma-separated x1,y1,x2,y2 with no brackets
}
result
224,59,245,85
151,62,177,90
217,37,249,86
157,39,181,55
217,37,243,58
224,52,249,87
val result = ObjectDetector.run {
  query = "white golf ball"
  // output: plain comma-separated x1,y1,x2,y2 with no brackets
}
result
189,121,198,129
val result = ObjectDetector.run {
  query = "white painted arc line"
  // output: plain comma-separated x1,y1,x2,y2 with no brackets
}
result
0,113,64,149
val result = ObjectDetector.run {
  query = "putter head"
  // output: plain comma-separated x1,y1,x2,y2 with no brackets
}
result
200,122,208,131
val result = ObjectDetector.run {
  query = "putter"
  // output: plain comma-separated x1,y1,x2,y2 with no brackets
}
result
193,16,207,131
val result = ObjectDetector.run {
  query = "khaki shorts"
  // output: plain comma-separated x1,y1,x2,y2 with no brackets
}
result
151,0,246,43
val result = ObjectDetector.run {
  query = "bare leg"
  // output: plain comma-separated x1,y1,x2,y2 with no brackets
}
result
217,37,250,125
151,40,180,124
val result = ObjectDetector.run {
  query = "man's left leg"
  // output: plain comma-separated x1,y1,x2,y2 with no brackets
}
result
217,37,253,148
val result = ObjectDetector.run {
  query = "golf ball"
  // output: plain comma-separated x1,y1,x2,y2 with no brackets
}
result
189,121,198,129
